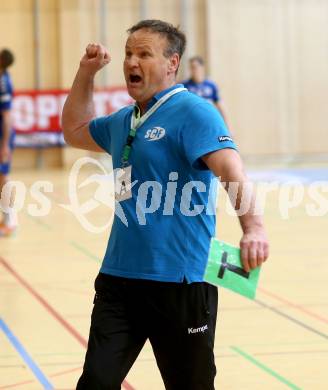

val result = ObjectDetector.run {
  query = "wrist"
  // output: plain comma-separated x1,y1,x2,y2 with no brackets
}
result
241,216,264,234
77,65,97,80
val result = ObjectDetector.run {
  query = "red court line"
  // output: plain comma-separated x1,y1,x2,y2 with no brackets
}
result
258,287,328,325
50,366,82,378
0,380,33,389
0,257,135,390
0,366,82,389
0,258,87,347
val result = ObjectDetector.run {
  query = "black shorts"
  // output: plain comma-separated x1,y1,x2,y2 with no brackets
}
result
77,273,218,390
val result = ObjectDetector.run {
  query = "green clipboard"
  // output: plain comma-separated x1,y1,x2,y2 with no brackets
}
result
204,238,261,299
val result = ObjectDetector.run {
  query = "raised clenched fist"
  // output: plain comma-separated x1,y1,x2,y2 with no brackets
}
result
80,43,111,75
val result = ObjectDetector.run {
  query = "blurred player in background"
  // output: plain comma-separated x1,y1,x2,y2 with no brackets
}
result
183,56,230,131
0,49,16,237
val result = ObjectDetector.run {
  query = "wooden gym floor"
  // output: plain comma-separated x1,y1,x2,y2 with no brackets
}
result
0,165,327,389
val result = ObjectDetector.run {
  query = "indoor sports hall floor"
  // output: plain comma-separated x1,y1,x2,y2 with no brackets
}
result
1,164,328,389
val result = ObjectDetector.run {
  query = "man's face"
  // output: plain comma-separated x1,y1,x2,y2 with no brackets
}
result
190,60,205,82
124,29,177,105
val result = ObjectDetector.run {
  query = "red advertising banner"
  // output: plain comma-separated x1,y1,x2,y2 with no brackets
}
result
12,87,133,134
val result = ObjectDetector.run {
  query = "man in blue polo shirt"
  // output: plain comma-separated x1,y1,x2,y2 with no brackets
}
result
0,49,15,237
63,19,269,390
183,56,230,130
88,84,233,283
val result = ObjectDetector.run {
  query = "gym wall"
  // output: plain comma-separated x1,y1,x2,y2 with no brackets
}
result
0,0,327,164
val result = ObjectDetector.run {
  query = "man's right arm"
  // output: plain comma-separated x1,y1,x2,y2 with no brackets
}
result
62,44,110,151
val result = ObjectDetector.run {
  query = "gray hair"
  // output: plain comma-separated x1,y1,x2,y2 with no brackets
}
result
127,19,186,60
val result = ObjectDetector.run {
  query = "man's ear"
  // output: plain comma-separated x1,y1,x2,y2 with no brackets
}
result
168,53,180,75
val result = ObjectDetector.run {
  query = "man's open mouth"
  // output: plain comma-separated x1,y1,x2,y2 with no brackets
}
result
129,75,142,84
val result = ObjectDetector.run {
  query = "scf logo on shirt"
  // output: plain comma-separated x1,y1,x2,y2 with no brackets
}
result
145,127,166,141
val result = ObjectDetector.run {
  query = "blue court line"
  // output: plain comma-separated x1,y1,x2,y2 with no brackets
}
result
0,318,53,389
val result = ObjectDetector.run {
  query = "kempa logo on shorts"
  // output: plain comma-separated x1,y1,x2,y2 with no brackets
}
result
218,135,233,143
188,324,208,334
145,127,166,141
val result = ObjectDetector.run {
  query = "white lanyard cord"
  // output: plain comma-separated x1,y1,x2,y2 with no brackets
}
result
121,87,187,167
130,87,187,130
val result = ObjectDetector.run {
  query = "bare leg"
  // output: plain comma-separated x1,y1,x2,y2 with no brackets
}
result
0,173,16,235
0,173,7,223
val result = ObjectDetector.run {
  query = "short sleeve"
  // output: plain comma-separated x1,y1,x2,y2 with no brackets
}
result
0,75,12,111
89,116,112,153
179,101,237,170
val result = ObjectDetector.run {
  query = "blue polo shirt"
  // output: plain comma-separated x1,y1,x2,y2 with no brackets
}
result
182,78,220,104
89,84,236,283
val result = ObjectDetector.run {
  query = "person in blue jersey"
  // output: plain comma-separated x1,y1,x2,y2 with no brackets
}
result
183,55,230,130
0,49,15,237
63,19,269,390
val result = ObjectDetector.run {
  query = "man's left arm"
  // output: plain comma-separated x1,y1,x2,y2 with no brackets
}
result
0,110,11,163
202,148,269,272
215,101,229,129
212,83,230,132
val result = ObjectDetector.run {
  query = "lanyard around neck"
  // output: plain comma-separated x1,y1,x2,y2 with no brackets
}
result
121,87,186,167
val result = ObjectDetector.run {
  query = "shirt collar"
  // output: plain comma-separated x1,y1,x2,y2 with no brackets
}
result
135,83,184,115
